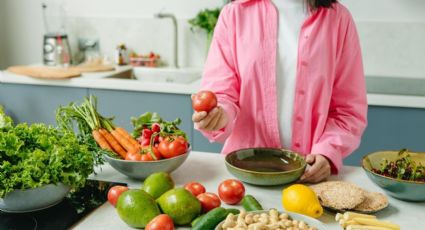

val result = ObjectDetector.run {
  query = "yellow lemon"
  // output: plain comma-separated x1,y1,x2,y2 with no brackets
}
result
282,184,323,218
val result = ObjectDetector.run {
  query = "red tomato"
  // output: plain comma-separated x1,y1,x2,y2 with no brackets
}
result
125,152,142,161
146,214,174,230
192,90,218,112
158,136,188,159
197,192,221,213
107,186,129,207
141,146,162,161
184,182,206,197
218,179,245,205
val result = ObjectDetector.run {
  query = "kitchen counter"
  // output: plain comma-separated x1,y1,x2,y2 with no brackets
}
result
0,68,200,95
1,69,425,108
73,151,424,230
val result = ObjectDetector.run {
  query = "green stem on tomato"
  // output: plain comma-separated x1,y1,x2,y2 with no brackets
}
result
148,132,160,160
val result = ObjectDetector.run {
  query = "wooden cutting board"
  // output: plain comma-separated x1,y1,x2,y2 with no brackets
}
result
7,64,116,80
7,66,82,79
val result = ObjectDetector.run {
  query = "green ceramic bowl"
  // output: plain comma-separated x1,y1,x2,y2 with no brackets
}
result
225,148,306,186
362,150,425,202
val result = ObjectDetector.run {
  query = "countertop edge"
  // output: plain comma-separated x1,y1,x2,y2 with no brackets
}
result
1,71,425,108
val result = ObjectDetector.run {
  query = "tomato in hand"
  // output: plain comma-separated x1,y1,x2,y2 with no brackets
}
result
184,182,206,197
218,179,245,205
107,185,129,207
146,214,174,230
197,192,221,213
192,90,218,112
125,152,142,161
158,136,188,159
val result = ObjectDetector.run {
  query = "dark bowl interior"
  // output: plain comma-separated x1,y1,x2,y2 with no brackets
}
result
226,148,304,173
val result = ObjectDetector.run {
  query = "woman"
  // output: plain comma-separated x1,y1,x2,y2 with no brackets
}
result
192,0,367,183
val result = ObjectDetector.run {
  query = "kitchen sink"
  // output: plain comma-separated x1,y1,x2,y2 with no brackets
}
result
131,67,201,84
104,67,201,84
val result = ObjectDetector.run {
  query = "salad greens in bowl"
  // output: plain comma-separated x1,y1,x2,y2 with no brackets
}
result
0,106,94,212
362,149,425,201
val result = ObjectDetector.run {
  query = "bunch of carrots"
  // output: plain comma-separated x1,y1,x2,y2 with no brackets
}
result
56,96,155,160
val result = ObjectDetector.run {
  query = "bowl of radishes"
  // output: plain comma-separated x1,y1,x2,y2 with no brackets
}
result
104,112,190,179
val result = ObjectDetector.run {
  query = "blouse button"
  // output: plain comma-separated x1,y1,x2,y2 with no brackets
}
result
294,143,301,148
298,90,305,95
301,61,308,67
296,116,303,122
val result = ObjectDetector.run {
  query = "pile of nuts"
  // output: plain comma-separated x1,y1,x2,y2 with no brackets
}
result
220,209,317,230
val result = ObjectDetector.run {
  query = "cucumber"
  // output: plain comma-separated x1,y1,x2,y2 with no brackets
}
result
191,214,205,228
226,208,240,215
192,207,228,230
241,194,263,211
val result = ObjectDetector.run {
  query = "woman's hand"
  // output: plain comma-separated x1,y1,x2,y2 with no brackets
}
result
300,154,332,183
192,106,228,131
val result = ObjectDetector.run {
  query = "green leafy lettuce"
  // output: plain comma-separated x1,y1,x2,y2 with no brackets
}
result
0,110,94,198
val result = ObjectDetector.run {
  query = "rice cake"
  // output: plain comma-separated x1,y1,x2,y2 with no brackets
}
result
354,191,389,213
310,181,366,210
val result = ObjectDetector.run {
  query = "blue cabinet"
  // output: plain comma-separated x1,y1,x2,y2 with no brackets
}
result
3,83,423,161
345,106,425,166
0,83,87,125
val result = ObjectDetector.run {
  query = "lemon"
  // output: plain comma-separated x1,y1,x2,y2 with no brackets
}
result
282,184,323,218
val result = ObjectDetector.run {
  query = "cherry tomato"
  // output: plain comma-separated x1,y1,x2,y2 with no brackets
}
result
107,185,129,207
192,90,218,112
158,136,188,159
125,152,142,161
197,192,221,213
141,153,154,161
146,214,174,230
218,179,245,205
141,146,161,161
184,182,206,197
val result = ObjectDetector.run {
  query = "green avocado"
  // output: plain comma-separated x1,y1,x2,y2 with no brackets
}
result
157,188,202,225
116,189,161,228
143,172,175,199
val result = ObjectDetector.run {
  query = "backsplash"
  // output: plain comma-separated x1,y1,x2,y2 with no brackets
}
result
65,16,208,68
357,21,425,78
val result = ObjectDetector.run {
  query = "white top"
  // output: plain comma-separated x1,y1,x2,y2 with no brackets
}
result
74,152,425,229
274,0,308,148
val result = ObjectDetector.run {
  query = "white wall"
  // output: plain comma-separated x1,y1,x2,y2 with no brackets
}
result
1,0,425,76
0,0,6,69
341,0,425,22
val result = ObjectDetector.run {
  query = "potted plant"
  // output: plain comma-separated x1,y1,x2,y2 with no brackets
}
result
188,1,231,49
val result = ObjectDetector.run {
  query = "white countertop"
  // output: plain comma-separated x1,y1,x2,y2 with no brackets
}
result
1,70,425,108
72,151,424,230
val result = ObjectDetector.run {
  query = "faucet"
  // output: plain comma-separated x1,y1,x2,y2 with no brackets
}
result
154,12,179,69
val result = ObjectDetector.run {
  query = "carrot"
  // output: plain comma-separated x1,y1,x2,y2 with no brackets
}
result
111,129,138,154
92,129,112,151
99,129,127,159
116,127,140,147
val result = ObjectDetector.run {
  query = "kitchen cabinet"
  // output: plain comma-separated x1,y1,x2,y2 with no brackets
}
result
2,82,424,164
346,106,425,165
0,83,87,125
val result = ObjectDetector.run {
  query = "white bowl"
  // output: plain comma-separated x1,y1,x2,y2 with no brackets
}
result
0,183,70,213
215,210,328,230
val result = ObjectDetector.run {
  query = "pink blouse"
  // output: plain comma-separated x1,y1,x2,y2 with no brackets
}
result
199,0,368,173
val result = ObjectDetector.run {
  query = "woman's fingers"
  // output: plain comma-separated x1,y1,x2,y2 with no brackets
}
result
192,111,208,122
300,155,331,183
204,107,222,130
199,107,220,129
